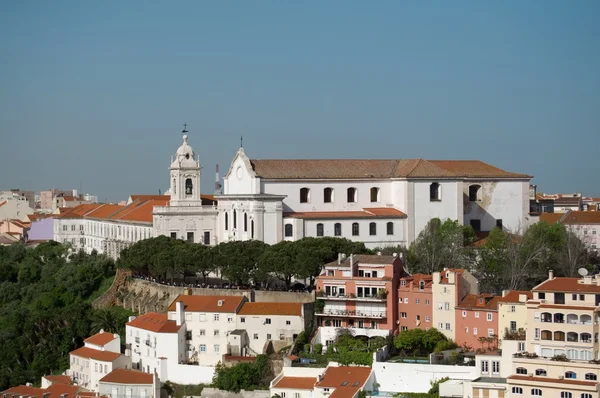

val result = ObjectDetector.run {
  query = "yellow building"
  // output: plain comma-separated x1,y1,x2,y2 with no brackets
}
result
497,290,532,347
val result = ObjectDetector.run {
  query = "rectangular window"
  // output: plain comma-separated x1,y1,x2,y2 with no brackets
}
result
227,317,233,323
445,302,450,310
185,313,192,321
416,298,420,304
534,328,540,339
253,333,259,340
510,305,516,312
214,330,220,337
518,342,525,352
470,219,481,232
404,298,408,303
496,219,503,229
487,313,493,321
170,232,177,239
401,312,407,318
186,232,194,242
240,317,245,323
203,231,210,245
488,329,494,337
475,312,479,318
401,326,408,331
462,311,467,317
445,323,450,330
492,361,500,374
214,344,220,353
199,313,206,321
425,299,430,305
473,328,478,335
267,333,272,340
214,314,219,321
438,323,444,329
199,329,205,336
200,344,206,352
510,321,517,332
481,360,488,374
265,318,271,324
286,320,291,325
426,316,430,322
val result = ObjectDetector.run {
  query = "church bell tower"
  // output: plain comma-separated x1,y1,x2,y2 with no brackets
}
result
169,125,202,206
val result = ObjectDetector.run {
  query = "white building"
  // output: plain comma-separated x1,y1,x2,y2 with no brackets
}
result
99,368,160,398
67,331,131,392
541,211,600,252
166,294,246,365
125,312,185,380
236,302,307,355
0,193,34,221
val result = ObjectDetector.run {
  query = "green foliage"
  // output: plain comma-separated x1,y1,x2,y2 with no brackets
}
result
164,382,205,398
433,339,458,353
0,242,117,390
429,377,450,394
212,355,271,392
394,328,448,356
314,343,323,354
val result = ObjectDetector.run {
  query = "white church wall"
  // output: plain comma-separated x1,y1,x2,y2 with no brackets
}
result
224,152,261,195
411,180,462,240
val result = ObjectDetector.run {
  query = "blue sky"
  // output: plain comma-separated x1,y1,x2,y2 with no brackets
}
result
1,1,599,201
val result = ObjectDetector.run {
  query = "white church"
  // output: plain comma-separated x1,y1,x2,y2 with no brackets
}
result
54,132,532,256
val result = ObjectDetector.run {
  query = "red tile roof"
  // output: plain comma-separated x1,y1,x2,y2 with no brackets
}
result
109,199,169,223
167,295,245,313
539,213,563,224
284,208,406,219
273,376,317,390
0,201,7,208
561,211,600,224
238,302,303,316
126,312,182,333
129,195,168,201
43,375,71,385
44,384,80,398
100,369,154,385
456,294,500,311
69,346,121,362
1,386,46,397
86,204,125,219
315,366,371,397
0,384,80,398
324,254,399,267
534,277,600,293
508,375,596,386
84,332,117,347
497,291,533,304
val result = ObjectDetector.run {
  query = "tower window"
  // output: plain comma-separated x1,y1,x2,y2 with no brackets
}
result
284,224,293,237
334,223,342,236
233,210,237,229
225,213,228,230
251,220,254,239
469,185,482,202
173,179,176,194
347,187,357,203
430,183,441,201
324,188,334,203
370,187,380,202
244,213,248,232
300,188,310,203
185,178,193,196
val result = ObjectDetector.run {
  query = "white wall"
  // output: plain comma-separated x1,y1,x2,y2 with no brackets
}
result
126,324,185,379
238,314,304,354
372,363,477,393
163,363,215,385
223,149,262,195
411,180,462,241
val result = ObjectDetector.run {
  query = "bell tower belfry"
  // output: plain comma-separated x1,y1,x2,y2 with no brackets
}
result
169,125,201,206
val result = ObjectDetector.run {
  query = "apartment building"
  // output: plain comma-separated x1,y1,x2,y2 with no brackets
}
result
314,253,403,345
166,294,246,366
497,290,532,346
67,331,130,392
455,294,500,349
398,273,433,331
99,369,160,398
541,211,600,252
432,268,479,341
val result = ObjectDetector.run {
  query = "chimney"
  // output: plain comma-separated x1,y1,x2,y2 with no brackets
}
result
548,270,554,280
176,301,185,326
72,189,77,198
392,252,398,258
502,290,509,297
350,254,354,266
338,253,342,265
518,294,527,303
128,316,136,322
377,251,382,256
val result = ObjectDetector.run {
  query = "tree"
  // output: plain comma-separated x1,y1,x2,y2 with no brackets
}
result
394,328,448,355
260,241,297,289
91,309,118,334
557,227,590,277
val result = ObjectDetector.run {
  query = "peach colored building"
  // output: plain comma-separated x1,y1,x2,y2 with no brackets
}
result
455,293,500,350
497,290,532,347
398,274,433,331
314,253,403,345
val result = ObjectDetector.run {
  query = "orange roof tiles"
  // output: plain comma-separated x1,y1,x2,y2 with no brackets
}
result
43,375,71,385
70,346,121,362
129,195,168,201
167,295,245,313
126,312,182,333
86,204,125,219
100,369,154,385
109,199,169,223
315,366,371,397
0,201,7,207
1,386,46,397
84,331,117,347
273,377,317,390
249,158,530,180
238,302,303,316
534,277,600,293
497,291,533,304
539,213,563,224
56,203,103,219
44,384,80,398
561,211,600,224
363,208,408,217
508,375,596,386
456,294,500,311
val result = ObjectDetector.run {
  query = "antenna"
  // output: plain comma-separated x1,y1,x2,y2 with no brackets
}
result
578,268,589,277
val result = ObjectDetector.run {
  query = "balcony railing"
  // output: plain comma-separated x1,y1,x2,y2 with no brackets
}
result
321,294,386,302
317,309,387,318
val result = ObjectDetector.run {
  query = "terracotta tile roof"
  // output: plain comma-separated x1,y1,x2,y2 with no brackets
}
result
84,331,117,347
1,386,46,397
168,295,245,313
43,375,71,385
324,254,399,267
100,369,154,385
44,384,80,398
439,268,466,284
129,195,168,201
539,213,563,224
284,208,406,220
0,200,7,207
56,204,103,219
554,197,581,206
534,277,600,293
508,375,596,386
456,294,500,311
86,204,125,219
497,291,533,304
109,199,169,223
69,346,120,362
561,211,600,224
126,312,182,333
315,366,371,397
238,302,303,316
273,376,317,390
538,304,595,310
249,159,530,180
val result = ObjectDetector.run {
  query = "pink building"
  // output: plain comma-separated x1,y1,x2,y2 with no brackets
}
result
398,274,433,331
314,254,403,344
455,293,500,350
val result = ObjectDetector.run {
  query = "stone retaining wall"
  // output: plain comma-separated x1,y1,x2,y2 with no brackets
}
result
92,268,131,309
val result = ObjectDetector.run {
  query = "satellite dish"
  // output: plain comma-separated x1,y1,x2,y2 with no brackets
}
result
578,268,589,277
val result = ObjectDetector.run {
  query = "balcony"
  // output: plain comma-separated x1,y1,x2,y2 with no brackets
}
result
145,340,155,348
134,337,140,344
316,309,387,318
319,293,386,302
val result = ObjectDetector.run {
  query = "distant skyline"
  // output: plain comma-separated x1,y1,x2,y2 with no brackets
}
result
1,1,599,201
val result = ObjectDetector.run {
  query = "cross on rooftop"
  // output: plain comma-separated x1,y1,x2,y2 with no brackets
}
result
182,123,188,134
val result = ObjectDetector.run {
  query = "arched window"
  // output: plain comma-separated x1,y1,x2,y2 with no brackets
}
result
560,393,571,398
300,188,310,203
251,220,255,239
585,373,597,381
567,332,578,342
185,178,193,196
225,213,228,230
173,178,176,194
582,394,593,398
324,188,334,203
535,369,547,376
369,222,377,236
541,330,552,340
581,332,592,343
386,222,394,235
370,187,380,202
565,371,577,379
531,389,542,397
553,331,564,341
316,223,324,237
334,223,342,236
352,222,359,236
469,184,482,202
430,183,441,201
516,367,528,375
233,210,237,229
511,387,523,395
284,224,293,237
347,187,357,203
244,213,248,232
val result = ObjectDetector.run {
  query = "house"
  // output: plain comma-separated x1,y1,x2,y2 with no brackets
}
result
541,210,600,252
398,273,433,331
455,294,500,350
0,219,29,240
41,375,71,388
99,368,160,398
67,331,130,392
236,302,308,355
497,290,532,347
125,312,185,379
166,294,246,366
431,268,479,341
314,253,403,346
1,383,81,398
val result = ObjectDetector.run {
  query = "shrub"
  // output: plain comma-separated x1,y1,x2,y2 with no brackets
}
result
314,343,323,354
